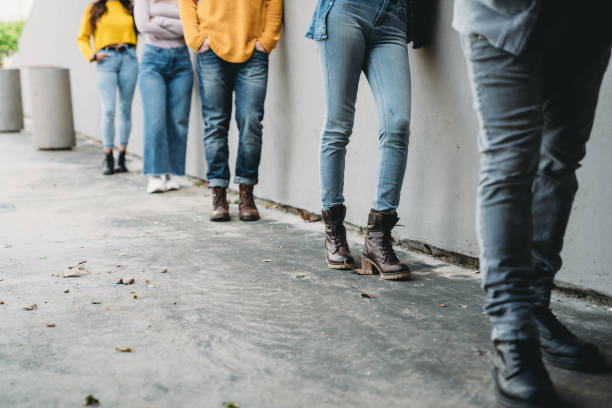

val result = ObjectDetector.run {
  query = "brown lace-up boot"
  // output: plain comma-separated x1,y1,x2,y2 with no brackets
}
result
210,187,230,221
239,184,260,221
322,204,355,270
360,209,411,280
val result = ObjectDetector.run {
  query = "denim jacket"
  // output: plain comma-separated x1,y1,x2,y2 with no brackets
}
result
305,0,432,49
453,0,542,55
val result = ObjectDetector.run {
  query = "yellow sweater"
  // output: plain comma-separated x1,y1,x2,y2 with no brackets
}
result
77,1,137,62
178,0,283,63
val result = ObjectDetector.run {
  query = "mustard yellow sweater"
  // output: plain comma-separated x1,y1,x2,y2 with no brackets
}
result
178,0,283,63
78,1,137,62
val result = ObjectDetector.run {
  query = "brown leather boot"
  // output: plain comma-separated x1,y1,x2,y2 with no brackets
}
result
239,184,260,221
360,209,411,280
322,204,355,270
210,187,230,221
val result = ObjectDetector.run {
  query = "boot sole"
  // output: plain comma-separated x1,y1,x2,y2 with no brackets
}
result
493,369,558,408
210,215,230,222
541,349,606,373
240,215,260,222
325,253,355,270
360,256,411,280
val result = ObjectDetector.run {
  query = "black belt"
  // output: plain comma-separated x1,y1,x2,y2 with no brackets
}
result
101,44,135,53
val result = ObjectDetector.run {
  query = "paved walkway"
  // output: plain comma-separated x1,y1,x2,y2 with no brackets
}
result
1,132,611,408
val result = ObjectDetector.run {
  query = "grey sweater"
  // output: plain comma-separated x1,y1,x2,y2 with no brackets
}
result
134,0,185,48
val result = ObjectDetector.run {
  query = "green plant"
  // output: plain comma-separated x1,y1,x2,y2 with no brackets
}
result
0,20,25,67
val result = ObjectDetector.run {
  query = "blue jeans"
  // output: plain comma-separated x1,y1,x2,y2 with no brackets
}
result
139,45,194,176
317,0,411,211
461,6,611,341
196,50,268,187
95,48,139,149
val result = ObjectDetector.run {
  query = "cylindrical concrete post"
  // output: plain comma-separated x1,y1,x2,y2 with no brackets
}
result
28,67,75,150
0,69,24,132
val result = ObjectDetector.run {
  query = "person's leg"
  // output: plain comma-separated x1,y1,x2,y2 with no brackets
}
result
95,53,119,175
462,34,558,407
316,0,370,268
117,48,139,151
529,21,611,372
95,60,119,152
197,50,233,221
233,51,268,221
196,51,233,188
166,48,194,177
359,0,412,280
365,2,411,213
139,46,169,177
233,51,268,187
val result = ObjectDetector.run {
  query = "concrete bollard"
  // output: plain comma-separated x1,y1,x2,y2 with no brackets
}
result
28,67,75,150
0,69,25,132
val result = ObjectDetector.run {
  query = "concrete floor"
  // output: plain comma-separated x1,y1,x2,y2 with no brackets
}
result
0,132,611,408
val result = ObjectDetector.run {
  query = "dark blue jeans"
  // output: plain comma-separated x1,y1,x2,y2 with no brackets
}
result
196,50,269,187
139,45,194,176
461,5,611,341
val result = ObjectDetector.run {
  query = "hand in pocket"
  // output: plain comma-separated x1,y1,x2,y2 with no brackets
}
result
198,38,210,53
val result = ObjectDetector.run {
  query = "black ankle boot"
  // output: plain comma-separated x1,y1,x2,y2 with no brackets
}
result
360,209,411,280
116,150,128,173
321,204,354,269
534,307,604,373
493,340,558,408
103,151,114,176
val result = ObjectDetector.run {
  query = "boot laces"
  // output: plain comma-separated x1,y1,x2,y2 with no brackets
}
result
380,230,399,263
329,222,348,251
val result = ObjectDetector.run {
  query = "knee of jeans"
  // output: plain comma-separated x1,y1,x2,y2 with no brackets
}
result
101,106,115,121
322,119,353,149
383,114,411,145
480,148,539,184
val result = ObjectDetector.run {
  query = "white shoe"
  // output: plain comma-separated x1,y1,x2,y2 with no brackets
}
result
164,175,180,191
173,176,194,188
147,177,166,194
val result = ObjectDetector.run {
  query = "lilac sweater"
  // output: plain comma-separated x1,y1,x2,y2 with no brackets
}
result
134,0,185,48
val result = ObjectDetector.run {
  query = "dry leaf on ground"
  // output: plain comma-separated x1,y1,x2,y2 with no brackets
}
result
115,347,132,353
63,261,91,278
296,274,305,279
439,304,446,308
46,323,55,328
161,268,168,273
262,259,272,263
222,403,240,408
145,280,151,284
0,300,5,305
116,277,135,285
84,394,100,406
361,293,374,299
299,211,322,223
24,304,37,311
91,301,102,305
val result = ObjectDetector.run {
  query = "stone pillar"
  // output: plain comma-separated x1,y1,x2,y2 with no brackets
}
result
0,69,24,132
28,67,75,150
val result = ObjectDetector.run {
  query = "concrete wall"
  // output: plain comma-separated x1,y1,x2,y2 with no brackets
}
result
16,0,612,297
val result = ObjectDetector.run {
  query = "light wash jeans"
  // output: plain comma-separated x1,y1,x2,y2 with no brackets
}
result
196,49,269,188
317,0,411,211
95,47,139,149
461,3,611,341
139,45,193,176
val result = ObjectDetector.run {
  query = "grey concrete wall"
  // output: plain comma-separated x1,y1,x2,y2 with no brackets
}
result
16,0,612,296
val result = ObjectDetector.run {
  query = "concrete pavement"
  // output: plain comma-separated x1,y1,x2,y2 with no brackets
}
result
1,132,611,408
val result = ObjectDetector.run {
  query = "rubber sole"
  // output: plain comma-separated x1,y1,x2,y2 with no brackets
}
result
210,215,230,222
240,215,260,222
325,252,355,270
360,256,411,280
541,349,606,373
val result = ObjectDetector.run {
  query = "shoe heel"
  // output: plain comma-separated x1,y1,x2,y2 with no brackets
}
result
358,257,376,275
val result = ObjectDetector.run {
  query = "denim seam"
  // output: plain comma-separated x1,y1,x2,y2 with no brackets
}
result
369,54,389,210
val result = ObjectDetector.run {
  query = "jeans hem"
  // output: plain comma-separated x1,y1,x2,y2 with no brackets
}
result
234,177,258,186
208,178,229,188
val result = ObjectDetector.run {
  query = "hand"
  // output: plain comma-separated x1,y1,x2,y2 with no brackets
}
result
198,38,210,53
254,40,268,54
94,52,110,62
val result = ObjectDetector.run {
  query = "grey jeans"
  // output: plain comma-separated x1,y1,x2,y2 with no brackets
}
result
461,6,612,341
